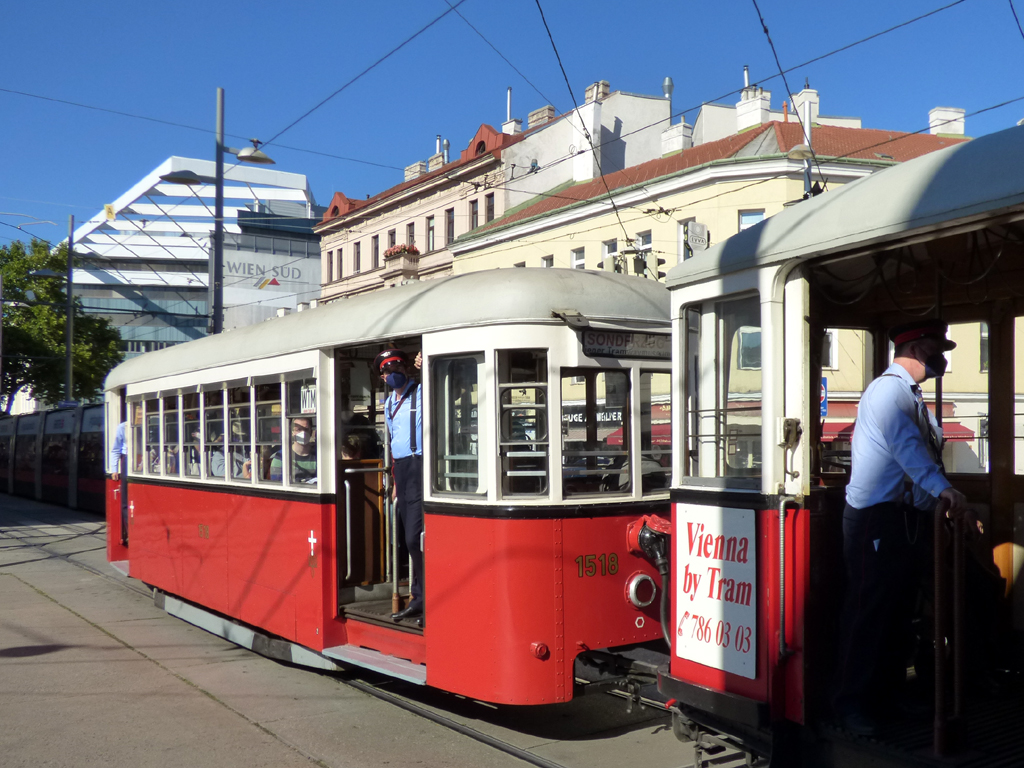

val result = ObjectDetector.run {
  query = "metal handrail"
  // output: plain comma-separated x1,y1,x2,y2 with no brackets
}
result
933,497,966,757
341,465,388,581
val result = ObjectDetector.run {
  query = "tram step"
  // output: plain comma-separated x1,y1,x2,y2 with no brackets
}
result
323,645,427,685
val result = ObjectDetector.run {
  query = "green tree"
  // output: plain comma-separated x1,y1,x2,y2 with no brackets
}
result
1,238,123,410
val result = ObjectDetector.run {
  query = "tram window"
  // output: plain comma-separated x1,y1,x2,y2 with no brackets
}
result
561,369,630,497
432,355,481,494
227,387,252,480
130,400,144,473
182,393,201,477
684,296,762,479
919,321,989,474
818,329,873,476
1016,317,1024,474
255,383,283,484
144,398,161,475
285,378,318,485
204,390,226,479
163,395,181,476
498,349,548,496
640,371,672,493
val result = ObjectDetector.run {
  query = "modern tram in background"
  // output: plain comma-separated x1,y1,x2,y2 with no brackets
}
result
101,268,675,706
0,404,107,514
654,124,1024,766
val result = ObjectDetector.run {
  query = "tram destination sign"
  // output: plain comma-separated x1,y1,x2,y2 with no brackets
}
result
675,503,757,679
581,330,669,360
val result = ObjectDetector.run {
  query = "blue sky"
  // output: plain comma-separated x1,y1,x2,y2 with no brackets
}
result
2,0,1021,249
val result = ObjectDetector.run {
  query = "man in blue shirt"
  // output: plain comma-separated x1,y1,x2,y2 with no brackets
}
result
109,419,129,545
834,319,967,736
376,348,425,627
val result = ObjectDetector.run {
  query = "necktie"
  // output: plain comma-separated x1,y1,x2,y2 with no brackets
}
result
912,384,946,474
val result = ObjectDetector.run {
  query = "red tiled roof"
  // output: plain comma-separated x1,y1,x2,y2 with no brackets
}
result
472,121,968,236
317,124,534,230
770,121,968,162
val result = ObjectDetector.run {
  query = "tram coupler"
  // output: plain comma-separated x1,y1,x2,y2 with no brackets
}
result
626,514,671,569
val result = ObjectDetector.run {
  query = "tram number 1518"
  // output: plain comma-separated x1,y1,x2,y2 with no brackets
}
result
574,553,619,578
681,613,752,654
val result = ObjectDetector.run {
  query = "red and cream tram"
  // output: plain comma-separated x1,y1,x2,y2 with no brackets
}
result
654,124,1024,765
104,268,674,704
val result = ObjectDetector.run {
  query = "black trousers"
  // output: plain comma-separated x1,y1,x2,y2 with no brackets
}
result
833,502,919,717
394,454,424,606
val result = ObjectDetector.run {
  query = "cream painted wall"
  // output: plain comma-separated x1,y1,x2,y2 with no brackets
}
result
453,174,808,274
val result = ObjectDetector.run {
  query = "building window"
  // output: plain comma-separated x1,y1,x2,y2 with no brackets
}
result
469,199,479,230
633,231,652,277
325,250,333,282
336,246,343,279
541,255,554,268
388,229,396,249
353,242,361,273
738,210,764,231
426,216,435,252
445,208,455,245
571,248,585,270
406,222,415,247
602,239,620,272
981,322,989,373
372,235,380,269
822,329,838,370
485,193,495,223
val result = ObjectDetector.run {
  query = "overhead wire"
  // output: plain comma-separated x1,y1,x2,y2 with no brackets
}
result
1010,0,1024,43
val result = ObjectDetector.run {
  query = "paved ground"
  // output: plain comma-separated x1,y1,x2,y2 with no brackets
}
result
0,495,700,768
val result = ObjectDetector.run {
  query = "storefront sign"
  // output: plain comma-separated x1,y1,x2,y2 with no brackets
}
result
675,503,757,679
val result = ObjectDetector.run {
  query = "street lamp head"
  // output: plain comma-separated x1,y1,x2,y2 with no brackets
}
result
29,268,64,279
787,143,815,161
159,169,203,186
236,145,275,165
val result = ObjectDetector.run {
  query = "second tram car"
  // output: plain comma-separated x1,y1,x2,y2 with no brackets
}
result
653,123,1024,765
104,268,674,705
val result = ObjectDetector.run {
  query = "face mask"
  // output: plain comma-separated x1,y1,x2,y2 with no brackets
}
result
293,429,310,446
923,352,948,379
385,371,408,389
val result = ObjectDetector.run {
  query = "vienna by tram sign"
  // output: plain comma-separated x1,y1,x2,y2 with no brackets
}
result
675,503,757,679
582,330,670,360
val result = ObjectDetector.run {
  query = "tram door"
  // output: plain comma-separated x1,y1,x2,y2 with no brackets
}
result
334,345,389,595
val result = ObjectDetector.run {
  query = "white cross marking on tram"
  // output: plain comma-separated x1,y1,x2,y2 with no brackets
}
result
308,530,317,556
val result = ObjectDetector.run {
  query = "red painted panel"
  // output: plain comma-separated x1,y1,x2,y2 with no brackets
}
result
105,478,128,564
425,509,667,705
113,483,329,650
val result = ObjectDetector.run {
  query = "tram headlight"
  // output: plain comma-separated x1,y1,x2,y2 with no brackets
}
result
625,572,657,609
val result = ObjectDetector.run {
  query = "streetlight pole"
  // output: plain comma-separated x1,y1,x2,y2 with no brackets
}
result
213,88,225,335
159,87,274,336
66,215,74,402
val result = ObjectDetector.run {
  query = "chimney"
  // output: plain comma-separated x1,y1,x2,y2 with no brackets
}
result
442,138,450,163
276,307,289,317
929,107,965,135
502,118,522,135
572,99,603,182
736,86,771,131
528,105,556,129
428,152,444,172
404,161,427,181
661,122,693,156
584,80,610,103
791,86,820,125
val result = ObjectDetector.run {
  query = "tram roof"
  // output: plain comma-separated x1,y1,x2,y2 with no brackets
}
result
105,268,669,390
666,124,1024,287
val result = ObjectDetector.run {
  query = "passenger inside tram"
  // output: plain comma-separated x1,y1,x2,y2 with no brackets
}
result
269,416,317,483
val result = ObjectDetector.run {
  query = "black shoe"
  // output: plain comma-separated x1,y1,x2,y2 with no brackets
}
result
840,712,879,737
391,602,423,622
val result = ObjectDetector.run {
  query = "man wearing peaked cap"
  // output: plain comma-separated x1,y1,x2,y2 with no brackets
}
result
833,317,972,736
375,348,425,628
